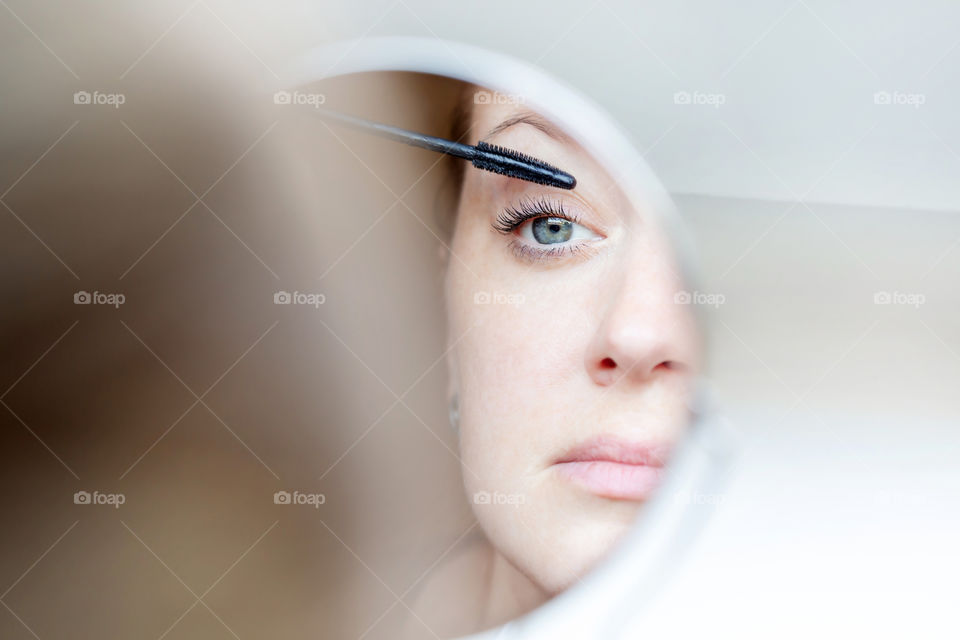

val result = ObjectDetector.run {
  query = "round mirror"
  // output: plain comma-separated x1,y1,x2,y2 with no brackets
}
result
281,38,725,639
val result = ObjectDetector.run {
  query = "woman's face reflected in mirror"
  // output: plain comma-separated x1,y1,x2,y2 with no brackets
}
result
432,84,702,629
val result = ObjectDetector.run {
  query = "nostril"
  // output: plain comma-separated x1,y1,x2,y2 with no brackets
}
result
600,357,616,369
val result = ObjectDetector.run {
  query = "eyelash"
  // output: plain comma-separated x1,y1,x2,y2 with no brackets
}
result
492,196,579,234
491,197,597,262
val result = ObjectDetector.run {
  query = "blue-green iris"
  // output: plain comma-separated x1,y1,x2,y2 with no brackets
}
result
532,217,573,244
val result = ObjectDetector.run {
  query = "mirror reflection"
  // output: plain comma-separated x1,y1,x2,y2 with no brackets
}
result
297,72,702,638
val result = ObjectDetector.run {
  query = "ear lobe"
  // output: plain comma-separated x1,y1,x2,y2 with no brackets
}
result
448,392,460,434
445,351,460,435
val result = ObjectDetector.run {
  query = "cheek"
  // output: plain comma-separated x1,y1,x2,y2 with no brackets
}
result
445,200,608,473
451,278,598,479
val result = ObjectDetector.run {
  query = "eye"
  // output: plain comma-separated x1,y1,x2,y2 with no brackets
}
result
492,196,604,262
524,216,594,245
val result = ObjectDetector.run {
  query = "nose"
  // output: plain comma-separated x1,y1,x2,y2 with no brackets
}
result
585,257,697,388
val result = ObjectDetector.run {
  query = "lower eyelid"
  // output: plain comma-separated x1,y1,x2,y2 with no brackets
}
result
506,237,600,263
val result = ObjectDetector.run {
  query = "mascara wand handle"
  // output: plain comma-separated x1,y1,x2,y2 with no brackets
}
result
313,107,476,160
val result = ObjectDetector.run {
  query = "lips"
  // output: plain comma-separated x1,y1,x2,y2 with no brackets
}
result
552,435,672,501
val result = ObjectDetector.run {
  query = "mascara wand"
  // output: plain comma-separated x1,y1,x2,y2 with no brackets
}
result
313,107,576,190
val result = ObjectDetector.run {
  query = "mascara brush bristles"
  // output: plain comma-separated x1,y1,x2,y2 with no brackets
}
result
472,141,576,189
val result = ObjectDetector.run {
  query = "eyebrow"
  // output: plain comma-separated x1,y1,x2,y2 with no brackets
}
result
480,112,571,143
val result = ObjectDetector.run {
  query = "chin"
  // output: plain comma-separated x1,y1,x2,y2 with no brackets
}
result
516,511,639,596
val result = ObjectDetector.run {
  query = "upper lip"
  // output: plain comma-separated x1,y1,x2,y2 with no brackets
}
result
554,435,673,468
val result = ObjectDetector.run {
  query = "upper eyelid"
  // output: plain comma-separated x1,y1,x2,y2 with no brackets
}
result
493,196,575,228
492,196,604,238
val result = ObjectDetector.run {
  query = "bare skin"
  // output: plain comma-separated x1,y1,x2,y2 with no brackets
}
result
407,94,699,637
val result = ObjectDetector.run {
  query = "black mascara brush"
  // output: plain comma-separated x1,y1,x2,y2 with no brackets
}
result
313,107,576,190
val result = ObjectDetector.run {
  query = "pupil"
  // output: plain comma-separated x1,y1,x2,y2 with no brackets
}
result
532,217,572,244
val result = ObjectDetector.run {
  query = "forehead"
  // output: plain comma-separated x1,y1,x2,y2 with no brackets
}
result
469,99,567,143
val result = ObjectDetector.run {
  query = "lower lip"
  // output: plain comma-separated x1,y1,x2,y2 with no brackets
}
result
553,461,664,501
